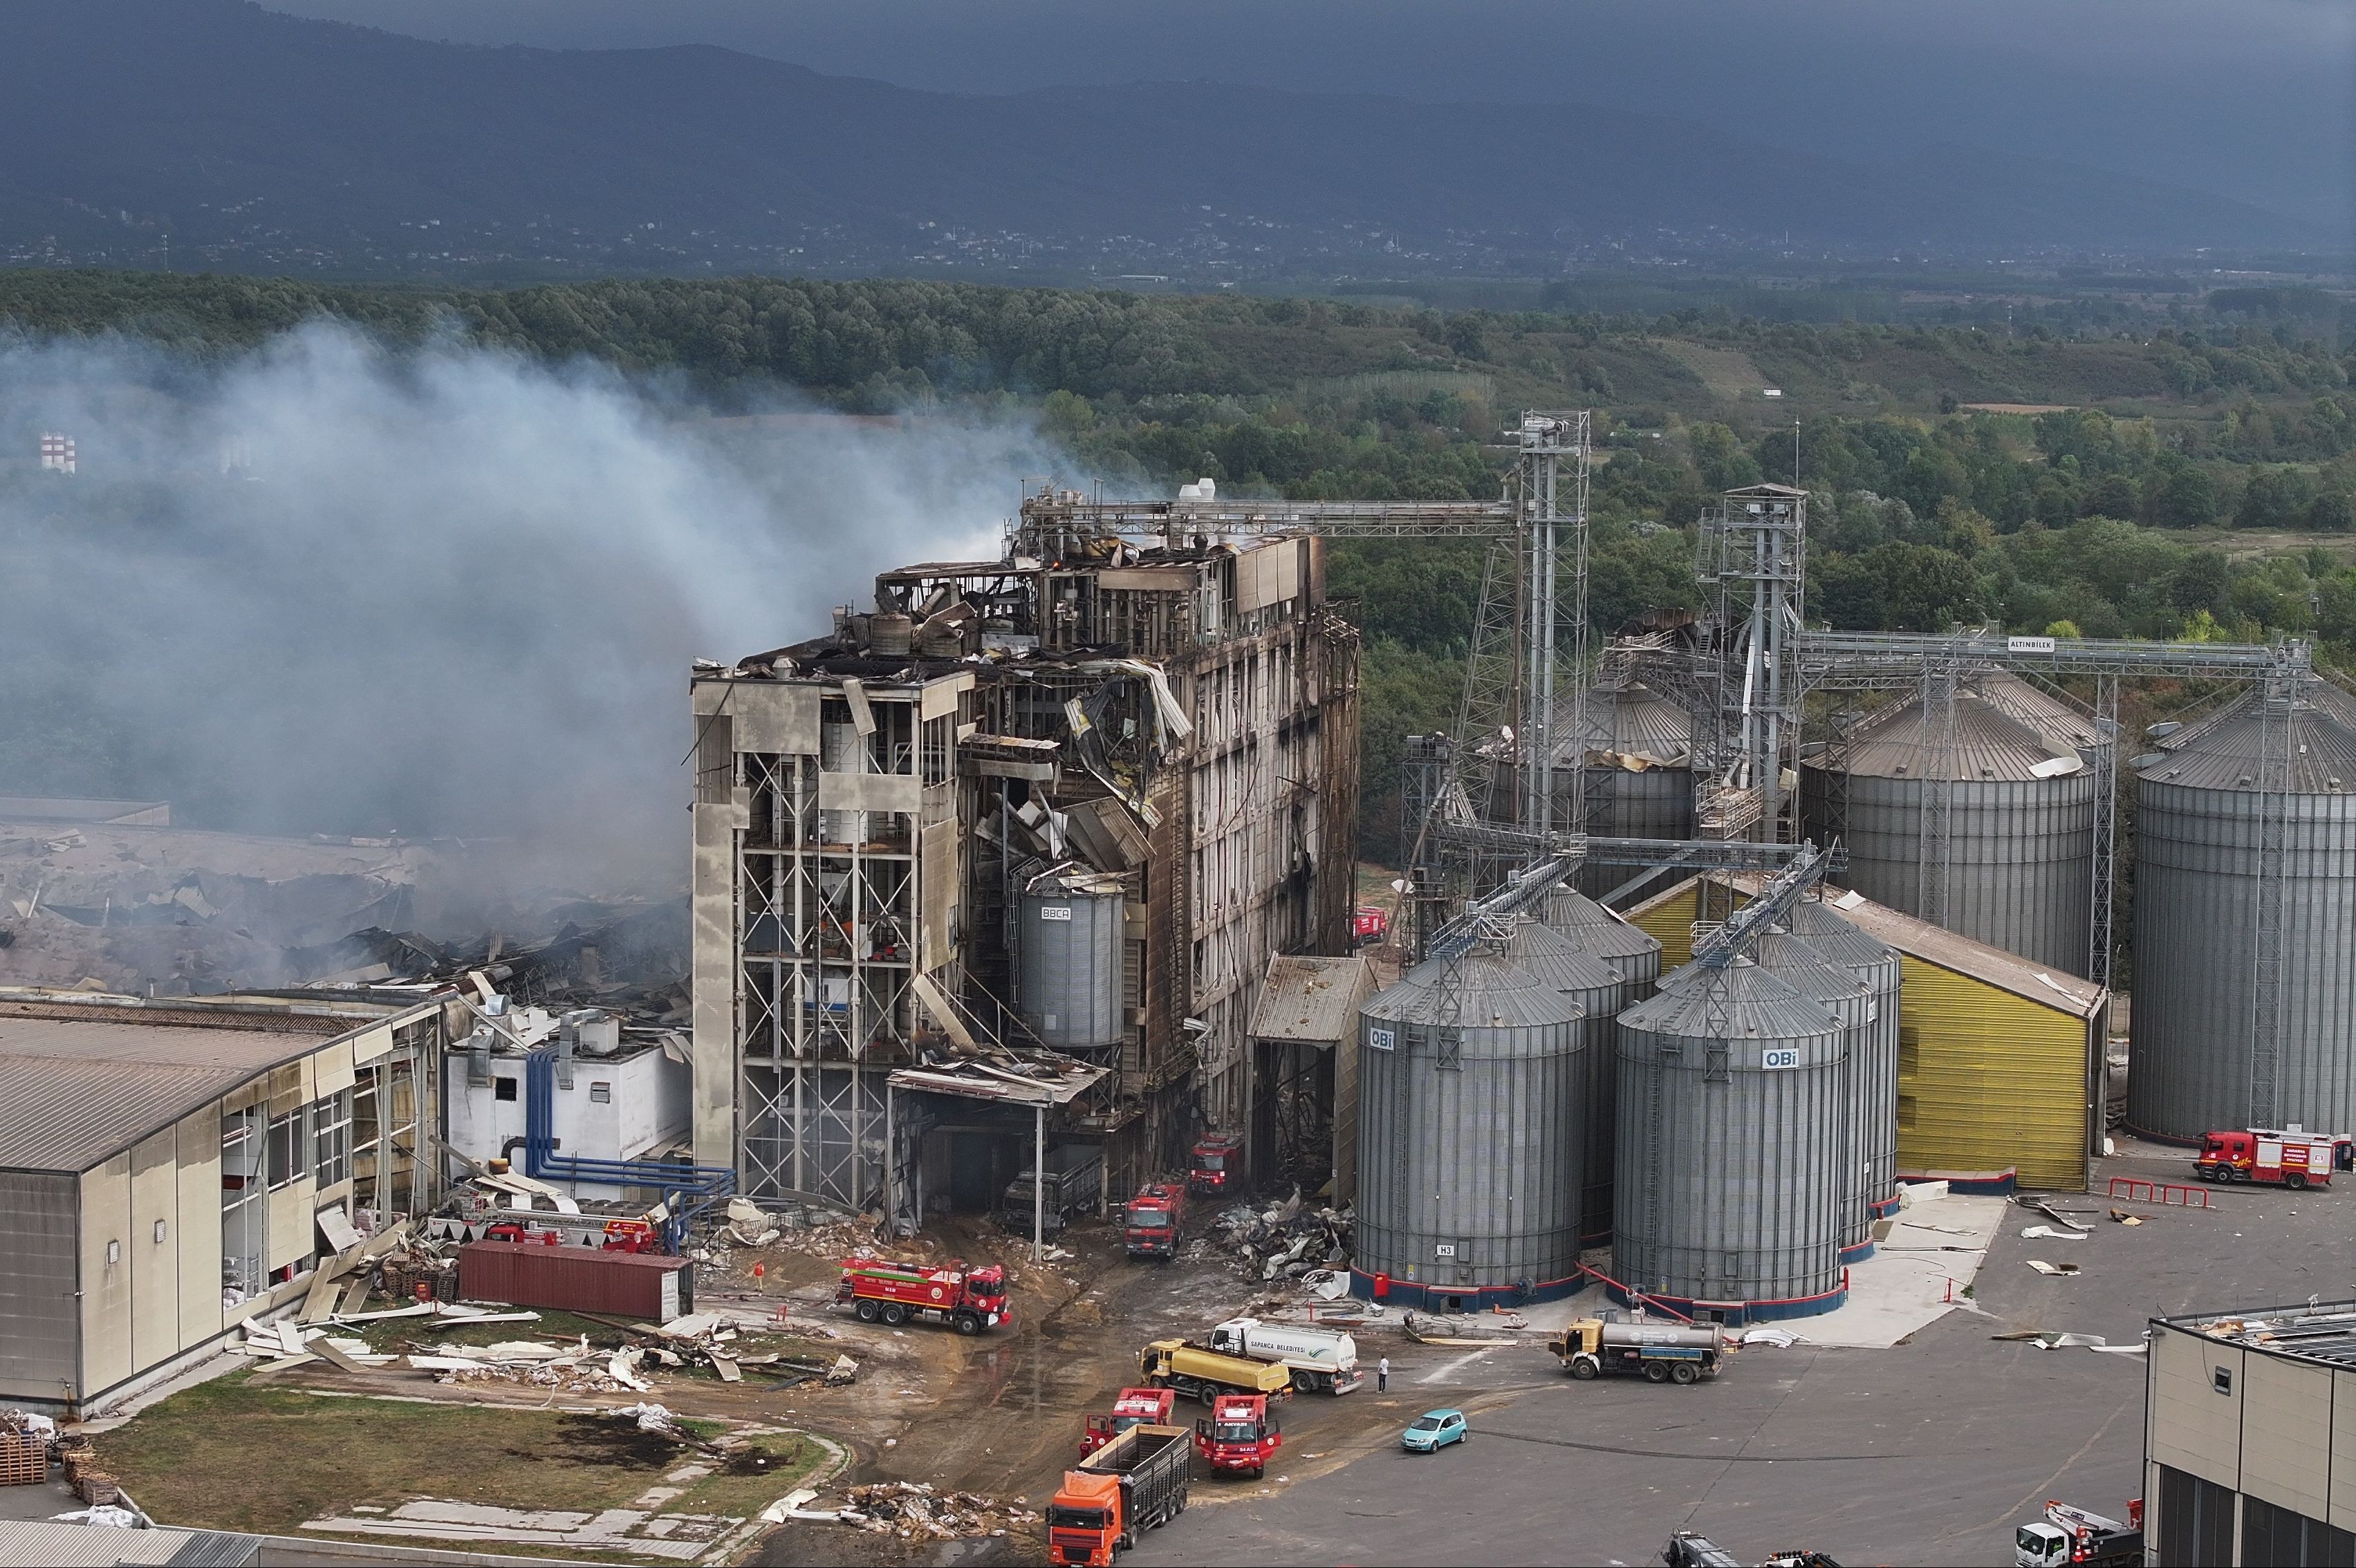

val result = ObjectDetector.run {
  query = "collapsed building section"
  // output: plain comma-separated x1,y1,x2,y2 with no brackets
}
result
690,503,1362,1226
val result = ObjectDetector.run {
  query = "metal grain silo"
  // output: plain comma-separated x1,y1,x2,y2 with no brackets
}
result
1541,884,1665,1242
1801,671,2099,976
1558,677,1695,895
1356,935,1588,1303
2129,683,2356,1140
1743,927,1880,1256
1615,957,1848,1309
1016,866,1125,1050
1781,896,1904,1244
1505,920,1624,1247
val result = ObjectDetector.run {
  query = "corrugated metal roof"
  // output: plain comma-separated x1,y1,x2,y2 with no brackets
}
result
1248,955,1375,1043
164,1531,262,1566
0,1016,332,1173
1705,875,2106,1020
1837,671,2095,783
1780,897,1901,974
2136,684,2356,794
1619,955,1843,1040
0,1522,203,1565
1822,889,2108,1020
1558,678,1691,765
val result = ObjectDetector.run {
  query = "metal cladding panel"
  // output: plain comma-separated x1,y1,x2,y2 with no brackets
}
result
1017,889,1125,1049
1613,960,1848,1303
1895,955,2091,1190
458,1240,693,1322
0,1171,79,1400
1803,768,2095,977
2129,778,2356,1140
1357,953,1588,1289
1783,899,1904,1233
1575,766,1697,895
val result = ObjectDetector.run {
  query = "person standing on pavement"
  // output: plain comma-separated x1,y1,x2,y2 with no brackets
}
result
1377,1355,1390,1392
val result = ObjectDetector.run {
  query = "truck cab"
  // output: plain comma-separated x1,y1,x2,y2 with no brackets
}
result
2015,1500,2142,1567
1194,1392,1281,1477
1123,1184,1184,1259
1046,1472,1124,1566
1083,1388,1176,1455
1189,1133,1243,1197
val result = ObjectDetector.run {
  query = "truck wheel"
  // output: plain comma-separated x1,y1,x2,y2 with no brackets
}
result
953,1311,982,1336
2291,1173,2309,1190
882,1303,909,1326
1672,1362,1699,1385
1250,1466,1264,1480
1644,1362,1669,1383
1568,1357,1598,1381
855,1300,880,1323
1292,1370,1317,1394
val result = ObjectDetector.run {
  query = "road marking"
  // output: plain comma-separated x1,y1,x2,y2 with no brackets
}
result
1418,1349,1490,1384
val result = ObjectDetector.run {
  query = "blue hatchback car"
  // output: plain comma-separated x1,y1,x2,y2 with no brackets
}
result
1401,1409,1468,1453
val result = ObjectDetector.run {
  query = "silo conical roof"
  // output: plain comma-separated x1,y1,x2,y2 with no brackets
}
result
1732,927,1874,1013
1619,955,1843,1041
1557,678,1691,766
1543,885,1664,967
1505,919,1623,997
1838,671,2095,783
1363,943,1587,1029
1780,897,1901,976
2136,684,2356,794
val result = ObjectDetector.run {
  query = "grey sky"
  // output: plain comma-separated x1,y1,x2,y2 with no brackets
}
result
265,0,2351,230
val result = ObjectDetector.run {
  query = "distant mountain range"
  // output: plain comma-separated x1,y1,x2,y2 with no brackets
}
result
0,1,2319,278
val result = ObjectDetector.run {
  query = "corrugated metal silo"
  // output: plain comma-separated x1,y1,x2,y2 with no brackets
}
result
2130,684,2356,1139
1781,896,1904,1242
1559,677,1695,895
1743,926,1880,1254
1615,957,1848,1307
1505,920,1624,1247
1801,671,2099,975
1357,933,1588,1300
1541,884,1664,1242
1016,868,1126,1050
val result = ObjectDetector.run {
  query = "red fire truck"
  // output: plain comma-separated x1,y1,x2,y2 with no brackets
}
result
1351,906,1390,945
1123,1183,1186,1260
1194,1392,1282,1478
835,1258,1010,1334
2194,1128,2343,1188
1189,1133,1244,1197
1081,1387,1176,1455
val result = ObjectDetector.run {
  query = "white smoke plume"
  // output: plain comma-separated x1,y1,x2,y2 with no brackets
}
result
0,323,1062,897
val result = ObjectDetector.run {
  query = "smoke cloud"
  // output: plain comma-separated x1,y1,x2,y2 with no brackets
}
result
0,324,1060,897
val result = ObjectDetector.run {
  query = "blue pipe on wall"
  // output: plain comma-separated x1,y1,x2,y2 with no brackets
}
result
523,1047,734,1248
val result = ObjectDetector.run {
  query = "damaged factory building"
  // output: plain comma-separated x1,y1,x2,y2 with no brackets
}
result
689,488,1362,1231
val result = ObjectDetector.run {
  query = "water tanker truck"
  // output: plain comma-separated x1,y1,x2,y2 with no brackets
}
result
1549,1317,1726,1383
1205,1316,1362,1393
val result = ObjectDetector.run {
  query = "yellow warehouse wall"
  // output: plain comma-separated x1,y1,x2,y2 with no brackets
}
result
1896,955,2089,1191
1629,882,1702,969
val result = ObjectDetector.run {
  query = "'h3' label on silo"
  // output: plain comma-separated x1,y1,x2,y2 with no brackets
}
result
1761,1048,1800,1070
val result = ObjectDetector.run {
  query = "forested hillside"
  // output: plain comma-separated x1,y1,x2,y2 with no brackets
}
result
5,269,2352,854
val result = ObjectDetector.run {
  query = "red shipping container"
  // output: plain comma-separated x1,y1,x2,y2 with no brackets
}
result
457,1240,695,1322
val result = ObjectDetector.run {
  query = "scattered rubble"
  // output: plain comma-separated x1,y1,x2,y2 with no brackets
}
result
810,1482,1037,1542
1191,1190,1353,1282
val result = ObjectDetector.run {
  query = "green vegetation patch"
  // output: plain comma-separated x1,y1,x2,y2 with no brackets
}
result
95,1375,823,1551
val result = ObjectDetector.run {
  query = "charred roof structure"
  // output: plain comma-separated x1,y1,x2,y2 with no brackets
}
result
689,490,1361,1228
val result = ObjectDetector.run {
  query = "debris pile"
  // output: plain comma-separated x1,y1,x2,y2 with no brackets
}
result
1196,1191,1353,1282
831,1482,1038,1541
703,1195,874,1259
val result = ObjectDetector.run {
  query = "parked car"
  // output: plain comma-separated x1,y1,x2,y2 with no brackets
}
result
1400,1409,1468,1453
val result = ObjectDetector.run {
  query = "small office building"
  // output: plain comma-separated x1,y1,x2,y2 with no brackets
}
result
0,991,446,1412
2147,1302,2356,1566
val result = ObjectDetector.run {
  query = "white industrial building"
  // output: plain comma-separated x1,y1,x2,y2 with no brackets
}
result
0,989,446,1413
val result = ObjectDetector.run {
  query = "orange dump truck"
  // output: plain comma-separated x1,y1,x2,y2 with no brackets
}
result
1046,1423,1191,1566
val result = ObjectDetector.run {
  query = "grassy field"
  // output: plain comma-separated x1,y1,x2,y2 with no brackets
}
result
97,1376,826,1552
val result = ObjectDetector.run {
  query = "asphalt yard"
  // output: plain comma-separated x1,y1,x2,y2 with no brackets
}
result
1129,1143,2356,1567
